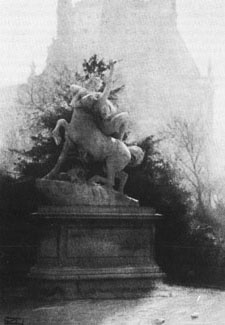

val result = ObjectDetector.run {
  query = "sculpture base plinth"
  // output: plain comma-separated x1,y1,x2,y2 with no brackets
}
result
29,206,164,299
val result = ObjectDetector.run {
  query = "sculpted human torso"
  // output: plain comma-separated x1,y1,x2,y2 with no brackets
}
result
70,60,128,140
67,109,120,161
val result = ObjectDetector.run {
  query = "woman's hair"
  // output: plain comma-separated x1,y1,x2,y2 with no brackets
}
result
70,84,83,95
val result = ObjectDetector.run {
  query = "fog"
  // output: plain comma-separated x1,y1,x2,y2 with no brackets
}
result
0,0,225,175
177,0,225,175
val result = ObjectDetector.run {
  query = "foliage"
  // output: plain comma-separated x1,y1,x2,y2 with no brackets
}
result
11,57,225,287
16,55,117,178
0,171,38,282
125,135,191,243
82,54,109,80
124,136,225,285
163,116,212,211
178,214,225,285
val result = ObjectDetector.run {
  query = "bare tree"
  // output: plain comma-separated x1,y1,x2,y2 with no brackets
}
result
163,116,212,211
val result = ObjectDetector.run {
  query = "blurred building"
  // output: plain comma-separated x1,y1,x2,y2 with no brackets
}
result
47,0,214,139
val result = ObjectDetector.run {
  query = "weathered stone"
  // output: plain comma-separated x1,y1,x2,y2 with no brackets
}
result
36,179,139,206
29,206,164,299
44,60,144,191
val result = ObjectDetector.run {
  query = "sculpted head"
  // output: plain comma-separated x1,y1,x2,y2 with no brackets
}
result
84,76,103,92
70,84,83,95
80,93,101,108
128,146,144,167
70,84,86,108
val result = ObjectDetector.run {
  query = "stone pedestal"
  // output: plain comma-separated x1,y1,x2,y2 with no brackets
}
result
30,206,164,299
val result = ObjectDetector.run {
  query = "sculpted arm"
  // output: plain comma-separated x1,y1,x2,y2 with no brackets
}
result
98,60,115,105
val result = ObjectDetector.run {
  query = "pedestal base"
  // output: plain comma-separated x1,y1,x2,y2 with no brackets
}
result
30,266,163,299
30,206,164,299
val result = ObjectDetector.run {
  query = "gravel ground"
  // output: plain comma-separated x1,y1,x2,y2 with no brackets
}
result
1,284,225,325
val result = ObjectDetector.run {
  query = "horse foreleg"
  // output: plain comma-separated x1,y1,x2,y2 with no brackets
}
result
52,119,68,145
101,60,115,102
43,139,71,180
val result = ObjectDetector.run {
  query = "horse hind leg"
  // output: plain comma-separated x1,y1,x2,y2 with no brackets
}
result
43,139,71,180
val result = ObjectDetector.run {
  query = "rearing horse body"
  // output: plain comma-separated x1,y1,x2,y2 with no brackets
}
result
45,106,132,190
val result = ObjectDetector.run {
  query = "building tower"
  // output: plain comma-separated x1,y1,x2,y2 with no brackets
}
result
100,0,211,138
57,0,74,44
47,0,75,68
48,0,213,140
203,60,214,149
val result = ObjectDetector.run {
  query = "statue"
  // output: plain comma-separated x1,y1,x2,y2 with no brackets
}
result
70,60,129,140
44,60,144,193
45,113,143,192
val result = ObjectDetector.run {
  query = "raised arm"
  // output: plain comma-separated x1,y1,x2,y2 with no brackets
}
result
99,60,116,103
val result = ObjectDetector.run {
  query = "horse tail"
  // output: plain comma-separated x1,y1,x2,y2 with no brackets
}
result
128,145,144,167
52,119,68,146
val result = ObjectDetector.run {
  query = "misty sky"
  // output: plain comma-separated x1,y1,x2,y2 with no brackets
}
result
177,0,225,149
0,0,225,165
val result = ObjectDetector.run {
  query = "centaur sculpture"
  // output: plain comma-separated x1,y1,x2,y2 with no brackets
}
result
44,61,144,193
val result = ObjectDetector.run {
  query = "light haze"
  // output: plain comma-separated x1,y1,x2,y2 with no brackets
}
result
0,0,225,170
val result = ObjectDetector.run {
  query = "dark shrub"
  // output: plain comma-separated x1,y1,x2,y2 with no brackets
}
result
0,172,39,284
125,137,225,286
